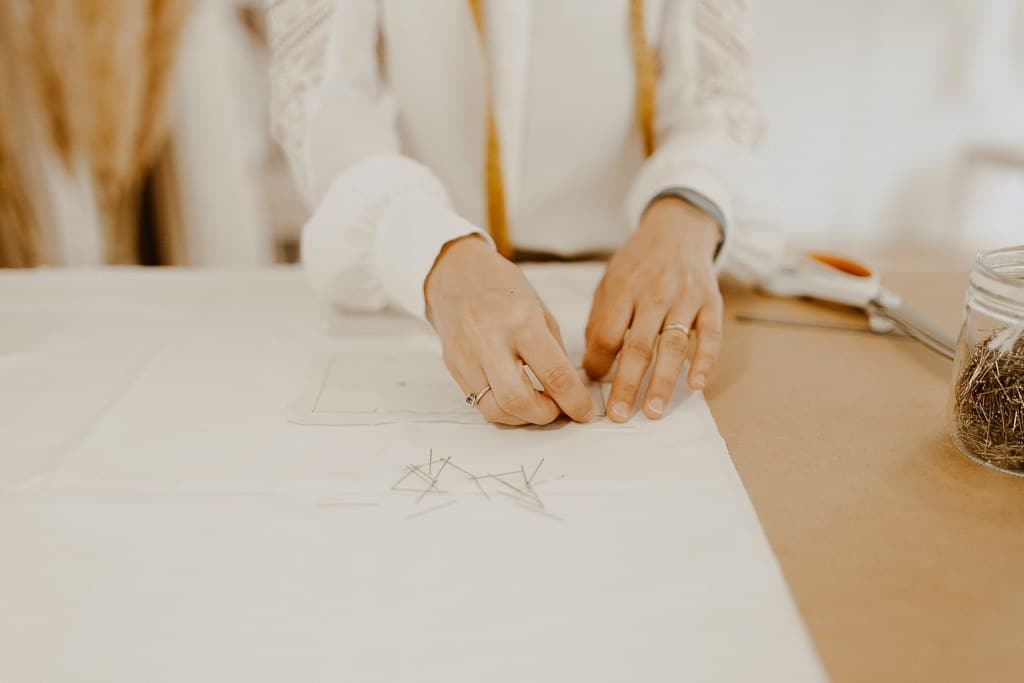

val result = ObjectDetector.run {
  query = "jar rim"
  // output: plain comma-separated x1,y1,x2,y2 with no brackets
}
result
976,245,1024,289
972,245,1024,310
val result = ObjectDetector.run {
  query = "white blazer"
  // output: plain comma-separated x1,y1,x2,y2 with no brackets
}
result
269,0,782,319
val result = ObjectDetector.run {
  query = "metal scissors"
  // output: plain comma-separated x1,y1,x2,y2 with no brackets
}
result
759,252,957,360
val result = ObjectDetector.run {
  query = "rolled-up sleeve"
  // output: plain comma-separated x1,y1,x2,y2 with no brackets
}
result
269,0,491,319
626,0,766,274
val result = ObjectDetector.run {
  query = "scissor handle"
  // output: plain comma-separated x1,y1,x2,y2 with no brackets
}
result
807,252,874,278
759,252,882,309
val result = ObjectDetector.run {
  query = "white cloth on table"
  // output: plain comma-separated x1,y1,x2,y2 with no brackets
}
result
0,267,825,682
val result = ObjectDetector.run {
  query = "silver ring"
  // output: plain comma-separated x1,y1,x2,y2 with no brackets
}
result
661,322,691,336
465,384,492,408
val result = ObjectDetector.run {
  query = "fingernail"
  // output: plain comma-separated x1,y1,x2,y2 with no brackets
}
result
691,374,706,390
610,401,629,420
647,397,664,415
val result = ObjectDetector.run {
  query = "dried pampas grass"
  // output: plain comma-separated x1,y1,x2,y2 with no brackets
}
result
0,1,47,267
0,0,195,266
137,0,197,167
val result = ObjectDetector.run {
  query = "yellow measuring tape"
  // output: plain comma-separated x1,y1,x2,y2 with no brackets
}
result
467,0,658,257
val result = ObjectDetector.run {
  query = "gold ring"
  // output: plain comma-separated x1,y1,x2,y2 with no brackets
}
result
465,384,492,408
661,322,690,336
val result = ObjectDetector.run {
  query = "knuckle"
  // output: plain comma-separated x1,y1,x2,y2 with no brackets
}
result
699,325,723,343
496,387,530,413
603,268,626,290
504,301,538,328
648,277,674,307
512,306,546,336
614,381,640,401
657,272,679,299
628,266,653,290
547,317,562,337
544,364,576,393
464,303,491,327
582,355,608,380
697,348,720,365
660,331,689,355
590,329,622,354
624,336,654,360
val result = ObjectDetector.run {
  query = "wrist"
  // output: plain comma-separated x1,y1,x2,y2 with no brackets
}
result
641,197,721,258
424,233,494,320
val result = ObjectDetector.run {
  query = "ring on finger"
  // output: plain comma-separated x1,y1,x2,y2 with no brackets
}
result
661,322,690,336
465,384,492,408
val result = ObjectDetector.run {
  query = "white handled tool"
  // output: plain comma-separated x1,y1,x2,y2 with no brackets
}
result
759,252,957,360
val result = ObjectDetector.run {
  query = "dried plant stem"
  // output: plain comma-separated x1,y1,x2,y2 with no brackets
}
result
2,0,195,266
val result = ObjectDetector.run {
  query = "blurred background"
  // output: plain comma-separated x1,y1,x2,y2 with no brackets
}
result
1,0,1021,268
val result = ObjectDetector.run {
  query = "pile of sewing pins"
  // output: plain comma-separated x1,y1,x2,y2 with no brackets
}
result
953,329,1024,473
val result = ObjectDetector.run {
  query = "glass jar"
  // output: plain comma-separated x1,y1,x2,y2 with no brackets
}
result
949,246,1024,476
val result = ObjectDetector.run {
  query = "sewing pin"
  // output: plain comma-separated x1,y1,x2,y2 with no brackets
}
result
527,458,545,484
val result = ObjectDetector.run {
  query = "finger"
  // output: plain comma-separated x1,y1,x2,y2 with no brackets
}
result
640,286,702,417
583,286,633,380
688,293,724,391
541,304,566,351
606,306,665,423
475,387,528,425
445,355,526,426
641,309,694,419
483,353,561,425
517,326,595,422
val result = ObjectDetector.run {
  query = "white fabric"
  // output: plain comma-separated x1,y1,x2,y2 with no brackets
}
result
269,0,783,318
0,267,826,682
301,155,493,318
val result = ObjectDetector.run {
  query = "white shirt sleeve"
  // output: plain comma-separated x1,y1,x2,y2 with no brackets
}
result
268,0,492,320
625,0,771,276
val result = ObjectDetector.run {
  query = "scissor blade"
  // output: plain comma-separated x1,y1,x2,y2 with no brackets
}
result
868,295,957,360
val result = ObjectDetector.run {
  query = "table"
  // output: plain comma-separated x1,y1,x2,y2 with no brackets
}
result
709,251,1024,682
3,255,1021,682
0,266,824,682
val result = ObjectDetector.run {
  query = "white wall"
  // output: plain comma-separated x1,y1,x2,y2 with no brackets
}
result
751,0,1024,252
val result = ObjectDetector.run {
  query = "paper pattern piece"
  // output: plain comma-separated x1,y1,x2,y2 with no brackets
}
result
289,341,609,425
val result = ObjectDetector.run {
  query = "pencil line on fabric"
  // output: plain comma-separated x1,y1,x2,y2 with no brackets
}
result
318,501,380,507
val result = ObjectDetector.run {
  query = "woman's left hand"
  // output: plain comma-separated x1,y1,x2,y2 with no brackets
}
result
583,196,724,422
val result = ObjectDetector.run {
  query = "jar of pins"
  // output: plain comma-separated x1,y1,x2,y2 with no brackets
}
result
950,246,1024,476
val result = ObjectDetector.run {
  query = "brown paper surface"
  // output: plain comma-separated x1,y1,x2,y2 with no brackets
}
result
708,252,1024,682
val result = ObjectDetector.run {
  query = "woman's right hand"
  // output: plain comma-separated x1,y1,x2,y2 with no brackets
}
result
425,235,595,426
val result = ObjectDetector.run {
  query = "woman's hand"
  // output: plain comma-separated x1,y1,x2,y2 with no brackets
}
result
583,197,724,422
426,235,595,426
